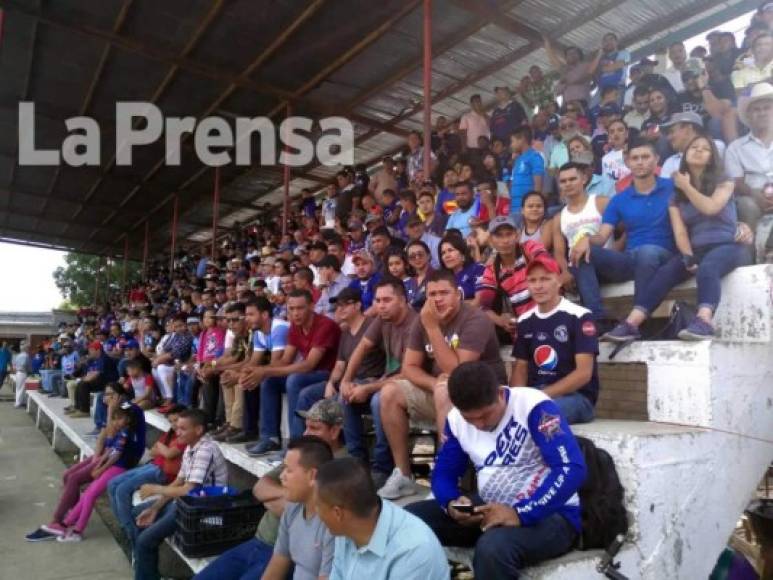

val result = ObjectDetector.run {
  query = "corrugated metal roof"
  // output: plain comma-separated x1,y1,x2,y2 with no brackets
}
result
0,0,756,256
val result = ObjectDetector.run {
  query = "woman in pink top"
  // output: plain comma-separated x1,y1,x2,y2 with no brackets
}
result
196,308,226,366
196,308,226,422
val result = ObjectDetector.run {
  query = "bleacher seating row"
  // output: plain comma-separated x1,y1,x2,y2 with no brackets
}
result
23,266,773,578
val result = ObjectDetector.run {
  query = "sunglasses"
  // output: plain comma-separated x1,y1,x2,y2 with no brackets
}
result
407,252,427,260
226,316,244,323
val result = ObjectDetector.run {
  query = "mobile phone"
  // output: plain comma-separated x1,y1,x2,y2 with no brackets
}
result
450,503,477,514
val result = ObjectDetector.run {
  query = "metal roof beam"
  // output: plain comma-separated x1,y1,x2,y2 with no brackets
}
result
90,0,332,240
106,1,422,252
36,0,135,232
71,0,229,236
3,7,38,231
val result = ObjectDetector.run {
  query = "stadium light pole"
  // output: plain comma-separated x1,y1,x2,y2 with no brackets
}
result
211,167,220,260
422,0,432,180
282,103,292,237
170,193,179,276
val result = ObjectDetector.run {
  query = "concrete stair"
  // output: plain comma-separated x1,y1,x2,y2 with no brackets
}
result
447,265,773,578
23,264,773,579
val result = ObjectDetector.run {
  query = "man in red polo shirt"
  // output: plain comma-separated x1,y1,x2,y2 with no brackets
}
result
245,289,342,456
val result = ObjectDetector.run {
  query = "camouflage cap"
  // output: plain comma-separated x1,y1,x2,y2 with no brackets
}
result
295,398,344,425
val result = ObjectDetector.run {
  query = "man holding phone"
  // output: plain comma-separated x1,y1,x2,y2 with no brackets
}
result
406,361,586,580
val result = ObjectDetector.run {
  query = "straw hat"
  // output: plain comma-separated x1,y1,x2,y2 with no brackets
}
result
738,82,773,127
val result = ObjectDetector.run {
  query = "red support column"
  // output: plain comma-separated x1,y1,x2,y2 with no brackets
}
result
211,167,220,260
422,0,432,182
94,256,101,306
282,104,292,237
105,255,111,302
170,193,179,276
122,236,128,293
142,221,149,281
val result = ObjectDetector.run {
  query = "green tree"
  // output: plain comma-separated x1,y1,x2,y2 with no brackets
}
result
53,253,143,308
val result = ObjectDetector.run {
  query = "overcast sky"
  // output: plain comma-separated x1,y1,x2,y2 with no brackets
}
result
0,242,66,311
0,12,756,313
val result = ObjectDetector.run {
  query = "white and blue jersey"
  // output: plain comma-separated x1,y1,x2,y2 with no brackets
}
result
513,298,599,404
432,387,586,531
253,318,290,353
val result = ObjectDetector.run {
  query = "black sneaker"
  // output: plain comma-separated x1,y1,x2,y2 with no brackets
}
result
246,439,281,457
25,528,56,542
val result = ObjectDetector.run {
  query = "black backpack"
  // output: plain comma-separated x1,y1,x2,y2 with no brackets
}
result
576,436,629,550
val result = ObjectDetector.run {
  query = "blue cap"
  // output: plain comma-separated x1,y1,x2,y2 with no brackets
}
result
599,103,622,117
124,339,139,349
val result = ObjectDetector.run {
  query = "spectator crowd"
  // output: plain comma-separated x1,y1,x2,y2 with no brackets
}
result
5,7,773,579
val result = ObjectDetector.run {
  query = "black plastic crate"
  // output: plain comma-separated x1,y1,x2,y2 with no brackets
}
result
173,492,263,558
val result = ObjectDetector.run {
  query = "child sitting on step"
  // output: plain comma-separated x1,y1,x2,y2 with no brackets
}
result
25,406,135,543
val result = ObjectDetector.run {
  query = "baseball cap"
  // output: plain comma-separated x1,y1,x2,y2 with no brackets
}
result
526,254,561,275
599,103,622,117
659,111,704,129
637,57,658,67
330,287,362,305
570,150,595,167
352,249,374,263
347,219,364,230
364,214,382,225
680,59,705,83
547,113,561,131
296,398,344,425
406,214,424,228
488,215,518,233
124,339,139,349
88,340,102,351
186,316,201,324
58,333,70,341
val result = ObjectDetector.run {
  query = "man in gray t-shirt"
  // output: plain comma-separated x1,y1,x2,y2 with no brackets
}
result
265,437,334,580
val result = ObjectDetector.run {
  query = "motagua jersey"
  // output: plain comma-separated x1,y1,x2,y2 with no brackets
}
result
433,387,586,530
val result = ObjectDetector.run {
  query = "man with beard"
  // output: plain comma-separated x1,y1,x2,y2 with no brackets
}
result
377,270,506,500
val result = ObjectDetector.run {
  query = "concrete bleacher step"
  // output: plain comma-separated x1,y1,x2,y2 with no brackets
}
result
144,410,279,479
444,418,710,579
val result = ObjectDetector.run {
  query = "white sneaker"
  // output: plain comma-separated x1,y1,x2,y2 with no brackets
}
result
377,468,416,499
56,531,82,543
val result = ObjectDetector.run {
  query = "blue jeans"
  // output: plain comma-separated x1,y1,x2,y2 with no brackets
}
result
108,464,167,546
294,381,327,435
194,538,276,580
552,392,595,425
175,370,197,407
636,243,751,315
132,500,178,580
406,500,577,580
259,371,330,441
570,244,674,320
40,370,62,393
286,372,329,439
94,392,108,429
343,391,394,475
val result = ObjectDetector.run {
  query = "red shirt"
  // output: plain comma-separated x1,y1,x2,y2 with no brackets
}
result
475,240,548,317
288,314,341,372
151,431,186,483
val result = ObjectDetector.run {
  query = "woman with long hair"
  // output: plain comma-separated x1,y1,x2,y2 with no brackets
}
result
520,191,553,251
404,240,434,310
439,234,484,301
603,136,751,342
386,247,412,283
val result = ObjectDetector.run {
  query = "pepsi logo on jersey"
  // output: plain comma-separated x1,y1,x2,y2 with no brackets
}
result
534,344,558,373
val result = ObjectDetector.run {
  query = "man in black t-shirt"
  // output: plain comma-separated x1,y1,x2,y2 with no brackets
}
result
677,58,736,141
510,255,598,424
